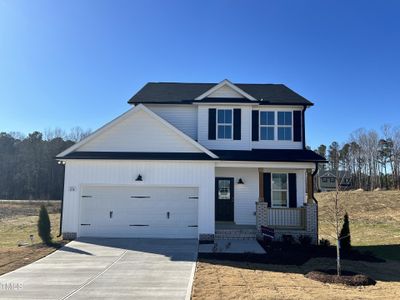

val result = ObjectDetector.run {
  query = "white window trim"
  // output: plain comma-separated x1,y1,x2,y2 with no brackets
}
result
259,111,275,141
216,108,233,140
271,173,289,208
277,111,293,142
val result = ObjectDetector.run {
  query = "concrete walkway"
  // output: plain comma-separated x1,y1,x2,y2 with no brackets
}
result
0,238,198,300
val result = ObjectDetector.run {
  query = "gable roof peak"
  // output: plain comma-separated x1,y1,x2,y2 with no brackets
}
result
194,79,257,101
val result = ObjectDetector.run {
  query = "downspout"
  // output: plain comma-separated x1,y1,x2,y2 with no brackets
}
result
311,162,319,203
312,162,319,243
57,161,65,238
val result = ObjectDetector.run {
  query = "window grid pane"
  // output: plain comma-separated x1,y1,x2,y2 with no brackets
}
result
260,112,274,125
278,112,292,125
271,173,288,207
217,109,233,139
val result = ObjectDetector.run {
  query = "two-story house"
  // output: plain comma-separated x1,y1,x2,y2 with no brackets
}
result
57,79,326,243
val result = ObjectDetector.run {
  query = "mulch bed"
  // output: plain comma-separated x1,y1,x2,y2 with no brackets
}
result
305,269,376,286
198,241,385,266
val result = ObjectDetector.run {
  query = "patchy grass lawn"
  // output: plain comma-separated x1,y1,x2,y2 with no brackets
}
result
317,190,400,261
192,190,400,299
0,200,65,275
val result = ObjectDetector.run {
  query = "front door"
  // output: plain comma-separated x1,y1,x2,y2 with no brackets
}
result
215,177,234,222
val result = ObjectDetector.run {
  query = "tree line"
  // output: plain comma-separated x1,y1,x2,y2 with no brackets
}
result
314,124,400,191
0,127,90,200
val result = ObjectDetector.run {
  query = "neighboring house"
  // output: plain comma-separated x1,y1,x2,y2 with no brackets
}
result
57,79,326,243
319,170,352,191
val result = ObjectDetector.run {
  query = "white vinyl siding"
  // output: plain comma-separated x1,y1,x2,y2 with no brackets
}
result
78,109,201,153
207,85,245,98
145,104,198,140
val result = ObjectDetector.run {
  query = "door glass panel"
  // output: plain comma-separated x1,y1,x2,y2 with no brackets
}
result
218,180,231,199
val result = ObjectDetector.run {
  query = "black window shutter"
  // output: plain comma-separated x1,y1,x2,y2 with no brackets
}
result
288,173,297,208
252,110,259,141
233,109,241,140
293,111,302,142
208,109,216,140
264,173,271,207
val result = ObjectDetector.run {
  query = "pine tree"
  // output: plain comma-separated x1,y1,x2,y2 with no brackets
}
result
339,212,351,252
38,205,52,245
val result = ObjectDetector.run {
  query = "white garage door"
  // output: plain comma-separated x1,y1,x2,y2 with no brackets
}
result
79,186,198,238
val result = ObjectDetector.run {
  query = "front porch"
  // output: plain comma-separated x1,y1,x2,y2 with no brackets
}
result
213,165,318,243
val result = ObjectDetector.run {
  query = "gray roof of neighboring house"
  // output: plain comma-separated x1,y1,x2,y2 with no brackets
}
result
128,82,313,106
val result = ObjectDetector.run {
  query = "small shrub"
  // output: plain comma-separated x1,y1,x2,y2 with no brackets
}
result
38,205,52,245
319,238,331,247
282,235,295,246
339,212,351,252
298,235,312,247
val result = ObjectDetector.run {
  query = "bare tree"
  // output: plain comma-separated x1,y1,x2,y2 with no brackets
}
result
67,127,92,142
321,171,350,276
44,127,66,141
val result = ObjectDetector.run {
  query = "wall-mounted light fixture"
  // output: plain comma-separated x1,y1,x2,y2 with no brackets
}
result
237,178,244,184
135,174,143,182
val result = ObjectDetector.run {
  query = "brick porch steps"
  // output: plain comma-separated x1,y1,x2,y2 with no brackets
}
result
214,228,258,240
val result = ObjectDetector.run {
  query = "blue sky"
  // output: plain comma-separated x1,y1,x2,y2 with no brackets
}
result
0,0,399,149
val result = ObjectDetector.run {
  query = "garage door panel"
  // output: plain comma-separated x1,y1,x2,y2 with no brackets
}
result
79,186,198,238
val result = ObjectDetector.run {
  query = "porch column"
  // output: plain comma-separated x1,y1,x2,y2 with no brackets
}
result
306,169,314,204
258,168,264,202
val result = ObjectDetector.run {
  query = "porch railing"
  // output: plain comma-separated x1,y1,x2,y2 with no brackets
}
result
265,207,306,229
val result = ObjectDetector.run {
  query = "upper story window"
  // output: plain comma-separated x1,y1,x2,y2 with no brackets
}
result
277,111,292,141
217,109,233,139
260,111,274,140
271,173,288,207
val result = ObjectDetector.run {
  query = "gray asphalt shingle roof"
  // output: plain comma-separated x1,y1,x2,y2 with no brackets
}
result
128,82,313,106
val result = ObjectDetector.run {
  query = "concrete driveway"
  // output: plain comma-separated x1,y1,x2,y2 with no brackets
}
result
0,238,198,300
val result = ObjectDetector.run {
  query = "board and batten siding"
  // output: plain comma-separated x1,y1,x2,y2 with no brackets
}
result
62,160,215,237
145,104,198,140
78,109,200,153
215,167,259,225
197,105,252,150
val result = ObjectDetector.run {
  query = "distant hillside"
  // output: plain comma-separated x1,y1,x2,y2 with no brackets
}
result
317,190,400,250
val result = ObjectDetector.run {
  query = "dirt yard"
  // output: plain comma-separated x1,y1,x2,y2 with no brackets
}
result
0,200,64,275
192,190,400,299
192,258,400,300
